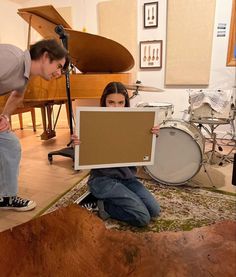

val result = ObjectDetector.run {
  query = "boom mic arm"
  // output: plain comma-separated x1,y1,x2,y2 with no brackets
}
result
54,25,68,51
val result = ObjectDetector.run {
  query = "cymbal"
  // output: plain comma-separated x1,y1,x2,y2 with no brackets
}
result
124,83,164,92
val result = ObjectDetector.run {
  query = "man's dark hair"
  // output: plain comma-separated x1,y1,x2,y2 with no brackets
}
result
29,39,69,70
100,82,130,107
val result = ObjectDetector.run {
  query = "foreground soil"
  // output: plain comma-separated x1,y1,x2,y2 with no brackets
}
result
1,205,236,277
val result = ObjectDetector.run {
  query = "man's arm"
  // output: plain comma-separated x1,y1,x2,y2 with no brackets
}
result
2,90,25,117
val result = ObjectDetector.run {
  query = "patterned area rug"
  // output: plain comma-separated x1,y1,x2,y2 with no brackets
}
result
44,174,236,233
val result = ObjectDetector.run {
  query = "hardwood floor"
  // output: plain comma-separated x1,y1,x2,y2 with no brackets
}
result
0,127,88,232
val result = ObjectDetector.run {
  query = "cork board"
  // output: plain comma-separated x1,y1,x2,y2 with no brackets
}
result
165,0,216,85
74,107,157,170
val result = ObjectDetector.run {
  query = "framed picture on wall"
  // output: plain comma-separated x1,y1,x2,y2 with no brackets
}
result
144,2,158,28
139,40,162,69
226,0,236,66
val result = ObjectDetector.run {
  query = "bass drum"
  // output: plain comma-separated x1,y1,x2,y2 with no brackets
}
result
145,119,205,185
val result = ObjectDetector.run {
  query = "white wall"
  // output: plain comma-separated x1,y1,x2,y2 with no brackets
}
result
134,0,235,138
0,1,27,48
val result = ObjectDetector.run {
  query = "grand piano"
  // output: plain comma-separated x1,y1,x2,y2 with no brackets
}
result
1,5,134,139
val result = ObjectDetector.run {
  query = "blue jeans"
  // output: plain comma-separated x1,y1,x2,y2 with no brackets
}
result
0,131,21,197
88,176,160,227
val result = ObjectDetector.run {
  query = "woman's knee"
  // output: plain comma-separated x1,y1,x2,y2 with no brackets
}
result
150,202,161,218
136,202,162,226
133,211,151,227
105,201,151,227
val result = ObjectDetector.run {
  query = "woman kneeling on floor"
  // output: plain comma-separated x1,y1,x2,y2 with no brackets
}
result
72,82,160,227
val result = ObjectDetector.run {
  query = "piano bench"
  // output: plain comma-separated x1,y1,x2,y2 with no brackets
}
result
11,107,36,132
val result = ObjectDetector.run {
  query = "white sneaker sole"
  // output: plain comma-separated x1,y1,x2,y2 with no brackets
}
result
0,201,36,212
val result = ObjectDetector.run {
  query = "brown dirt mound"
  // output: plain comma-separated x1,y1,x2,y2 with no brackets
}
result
1,205,236,277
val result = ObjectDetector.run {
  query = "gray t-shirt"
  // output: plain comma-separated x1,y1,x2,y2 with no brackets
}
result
0,44,31,95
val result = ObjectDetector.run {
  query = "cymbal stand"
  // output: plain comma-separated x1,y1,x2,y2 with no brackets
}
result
129,80,141,99
129,88,139,99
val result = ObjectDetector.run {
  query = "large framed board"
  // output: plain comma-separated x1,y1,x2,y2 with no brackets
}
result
74,107,158,170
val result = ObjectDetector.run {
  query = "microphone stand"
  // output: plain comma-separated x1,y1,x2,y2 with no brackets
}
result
48,25,75,164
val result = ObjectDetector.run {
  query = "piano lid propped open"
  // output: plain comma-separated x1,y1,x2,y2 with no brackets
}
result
18,5,72,29
16,5,133,140
18,5,134,73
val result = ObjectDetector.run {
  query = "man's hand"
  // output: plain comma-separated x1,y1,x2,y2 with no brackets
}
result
0,114,11,132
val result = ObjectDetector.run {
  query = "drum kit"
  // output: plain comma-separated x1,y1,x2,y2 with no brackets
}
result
126,84,236,186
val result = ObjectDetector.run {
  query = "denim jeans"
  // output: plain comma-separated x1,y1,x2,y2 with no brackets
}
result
88,175,160,227
0,131,21,197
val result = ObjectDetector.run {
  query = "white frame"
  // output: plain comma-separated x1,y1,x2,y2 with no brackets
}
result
74,107,158,170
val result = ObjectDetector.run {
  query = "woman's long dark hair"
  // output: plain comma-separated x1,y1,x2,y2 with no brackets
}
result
100,82,130,107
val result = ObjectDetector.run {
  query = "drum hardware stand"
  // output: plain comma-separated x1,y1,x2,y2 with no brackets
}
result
197,121,236,165
129,80,141,99
201,162,216,188
48,25,75,164
196,123,225,165
217,120,236,165
217,143,235,165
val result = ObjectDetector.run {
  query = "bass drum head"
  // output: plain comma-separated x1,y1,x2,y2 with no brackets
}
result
145,124,203,185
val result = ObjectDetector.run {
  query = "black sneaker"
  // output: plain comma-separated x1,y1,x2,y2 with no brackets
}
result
0,196,36,211
75,191,98,212
97,200,110,220
81,201,98,211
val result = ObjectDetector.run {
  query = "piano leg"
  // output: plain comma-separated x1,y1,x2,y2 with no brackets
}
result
18,113,23,130
30,108,36,132
40,105,56,140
